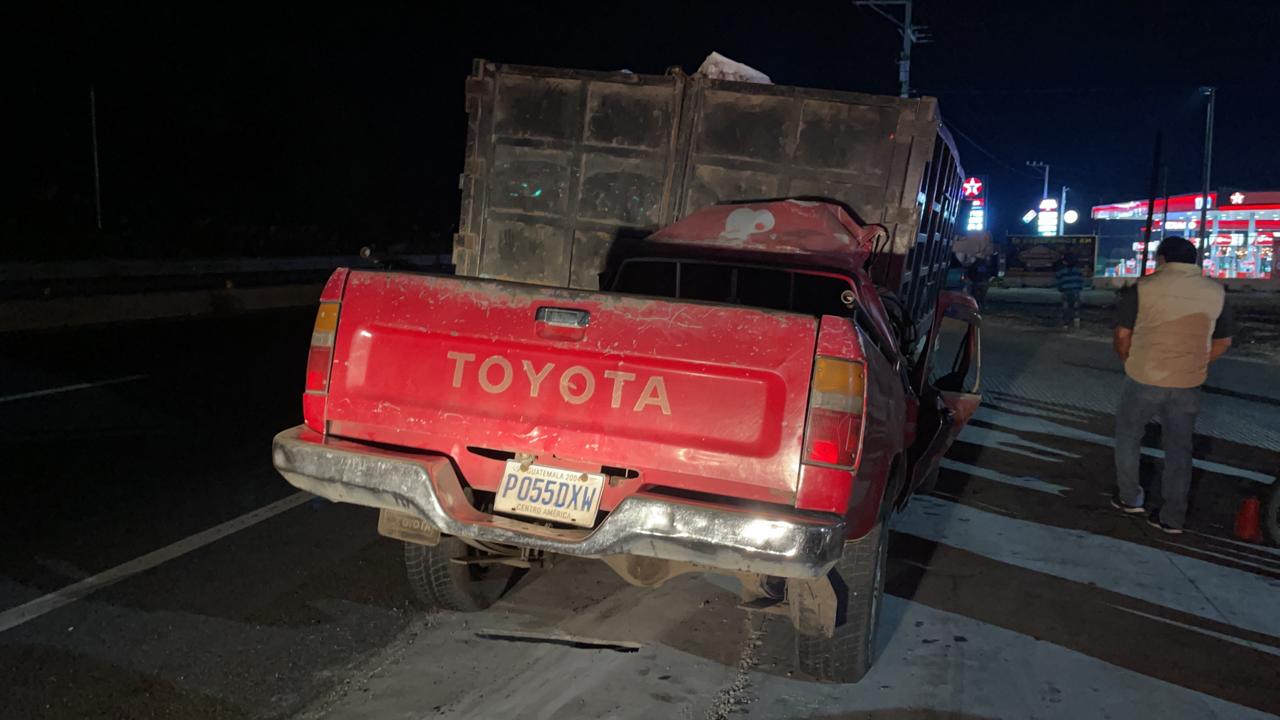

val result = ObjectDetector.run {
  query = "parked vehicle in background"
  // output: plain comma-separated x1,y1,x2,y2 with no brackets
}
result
272,61,979,682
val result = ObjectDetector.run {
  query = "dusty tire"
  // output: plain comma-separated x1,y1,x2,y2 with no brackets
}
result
795,520,889,683
1265,484,1280,547
403,537,516,612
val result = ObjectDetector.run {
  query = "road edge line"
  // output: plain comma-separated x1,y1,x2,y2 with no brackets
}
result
0,491,312,634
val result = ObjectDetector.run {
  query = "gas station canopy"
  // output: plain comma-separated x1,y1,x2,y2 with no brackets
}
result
1091,190,1278,281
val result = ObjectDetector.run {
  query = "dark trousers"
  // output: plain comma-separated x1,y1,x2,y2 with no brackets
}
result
969,281,988,309
1060,290,1081,326
1114,378,1199,528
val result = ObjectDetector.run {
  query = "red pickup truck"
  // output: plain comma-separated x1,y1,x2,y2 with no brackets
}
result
273,198,981,682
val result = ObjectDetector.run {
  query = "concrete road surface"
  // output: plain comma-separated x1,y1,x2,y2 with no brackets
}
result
1,310,1277,719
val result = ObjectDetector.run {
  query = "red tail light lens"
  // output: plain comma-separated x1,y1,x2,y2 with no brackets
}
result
303,301,340,433
802,357,866,469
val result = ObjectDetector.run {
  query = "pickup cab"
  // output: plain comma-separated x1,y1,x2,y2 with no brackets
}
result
273,199,981,682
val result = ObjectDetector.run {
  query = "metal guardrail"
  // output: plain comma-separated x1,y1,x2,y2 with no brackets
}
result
0,254,453,283
0,254,457,331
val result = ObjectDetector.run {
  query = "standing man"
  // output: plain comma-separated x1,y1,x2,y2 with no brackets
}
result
1111,237,1235,533
1055,254,1085,329
965,256,990,310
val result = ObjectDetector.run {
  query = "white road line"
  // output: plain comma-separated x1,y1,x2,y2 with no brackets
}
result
1153,538,1280,574
0,491,311,634
939,458,1070,496
1052,331,1280,368
957,423,1078,462
972,406,1275,485
1190,530,1280,558
894,494,1280,640
1110,604,1280,658
0,374,148,403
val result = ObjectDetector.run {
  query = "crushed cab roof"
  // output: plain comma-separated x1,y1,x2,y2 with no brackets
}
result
639,199,881,276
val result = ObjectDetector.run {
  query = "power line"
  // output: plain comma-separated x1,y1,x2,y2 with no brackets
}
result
945,121,1041,179
853,1,931,98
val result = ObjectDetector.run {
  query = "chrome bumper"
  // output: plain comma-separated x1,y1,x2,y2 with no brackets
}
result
272,426,845,578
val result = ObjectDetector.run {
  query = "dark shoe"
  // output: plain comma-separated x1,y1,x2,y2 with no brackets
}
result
1146,511,1184,535
1110,494,1146,514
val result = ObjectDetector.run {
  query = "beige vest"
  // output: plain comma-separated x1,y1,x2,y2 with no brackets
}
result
1126,263,1225,389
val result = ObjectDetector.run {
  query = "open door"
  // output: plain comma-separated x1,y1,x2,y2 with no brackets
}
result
904,291,982,494
930,292,982,427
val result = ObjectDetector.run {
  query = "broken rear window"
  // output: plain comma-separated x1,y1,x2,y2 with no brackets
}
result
611,259,853,317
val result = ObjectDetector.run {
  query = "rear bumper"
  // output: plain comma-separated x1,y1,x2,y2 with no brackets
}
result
272,425,845,578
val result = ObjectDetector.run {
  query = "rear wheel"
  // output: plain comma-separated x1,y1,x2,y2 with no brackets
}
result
795,520,889,683
403,537,518,612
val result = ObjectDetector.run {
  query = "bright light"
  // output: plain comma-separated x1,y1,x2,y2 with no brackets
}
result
740,518,789,543
966,206,985,232
1063,209,1079,224
1037,210,1058,236
1038,198,1059,211
1022,209,1037,223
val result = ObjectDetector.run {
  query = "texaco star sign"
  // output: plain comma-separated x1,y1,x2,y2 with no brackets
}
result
1230,192,1245,205
962,177,984,198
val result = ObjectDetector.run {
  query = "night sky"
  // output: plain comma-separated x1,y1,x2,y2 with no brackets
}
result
9,1,1279,259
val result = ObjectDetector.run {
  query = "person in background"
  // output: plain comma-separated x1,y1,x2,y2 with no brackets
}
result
1111,236,1235,534
1055,254,1085,329
946,253,967,291
964,256,990,309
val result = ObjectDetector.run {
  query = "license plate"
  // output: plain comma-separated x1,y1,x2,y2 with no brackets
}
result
495,461,605,528
377,508,441,546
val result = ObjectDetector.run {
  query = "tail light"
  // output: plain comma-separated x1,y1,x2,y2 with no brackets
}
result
303,269,349,434
802,356,866,468
303,301,339,433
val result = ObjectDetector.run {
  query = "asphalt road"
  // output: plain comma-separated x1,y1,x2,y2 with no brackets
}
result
1,310,1277,719
1,310,413,719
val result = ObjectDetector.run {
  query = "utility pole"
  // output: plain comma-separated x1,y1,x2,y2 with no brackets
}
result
1140,133,1163,278
1026,161,1050,200
853,1,931,98
1197,86,1216,266
90,85,102,231
1058,185,1069,235
1158,166,1170,244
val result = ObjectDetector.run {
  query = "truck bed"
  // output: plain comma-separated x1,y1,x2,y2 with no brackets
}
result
452,60,963,337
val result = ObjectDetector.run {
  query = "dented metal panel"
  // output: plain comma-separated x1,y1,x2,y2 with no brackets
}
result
455,60,963,328
639,199,880,276
455,61,685,290
676,77,949,295
274,426,845,578
323,270,818,507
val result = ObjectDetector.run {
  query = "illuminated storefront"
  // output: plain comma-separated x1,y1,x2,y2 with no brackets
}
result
1091,190,1278,286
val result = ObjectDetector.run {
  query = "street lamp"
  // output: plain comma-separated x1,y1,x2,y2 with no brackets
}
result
1057,186,1070,235
1022,194,1081,238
